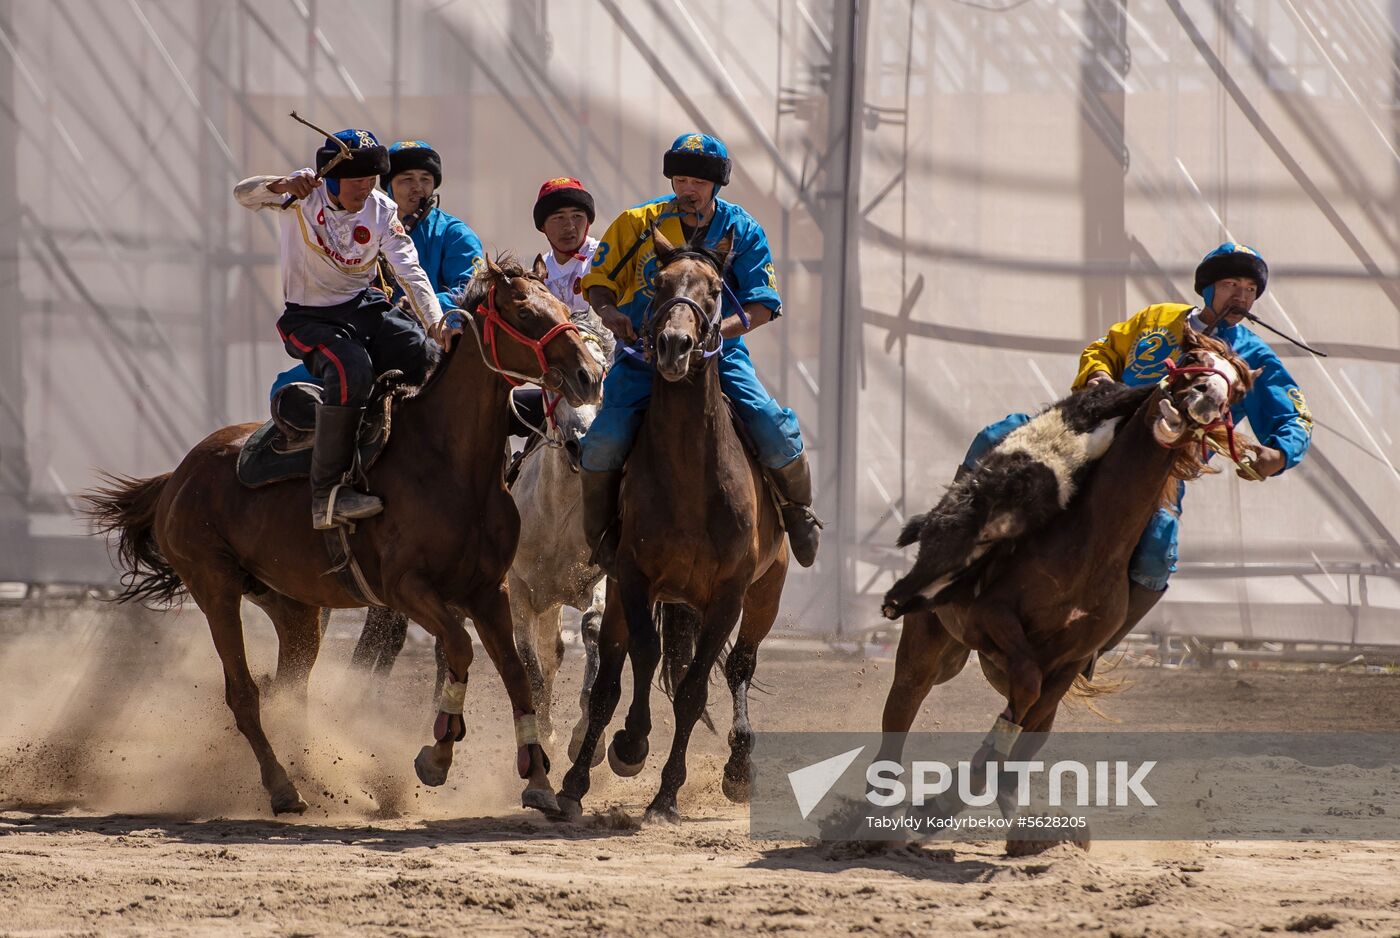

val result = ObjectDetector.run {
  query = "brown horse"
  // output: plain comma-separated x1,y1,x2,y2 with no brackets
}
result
557,228,789,822
877,329,1256,838
83,256,603,817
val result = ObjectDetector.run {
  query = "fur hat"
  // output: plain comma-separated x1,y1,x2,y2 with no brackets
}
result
533,177,596,230
662,133,731,187
1194,242,1268,297
382,139,443,191
315,128,389,180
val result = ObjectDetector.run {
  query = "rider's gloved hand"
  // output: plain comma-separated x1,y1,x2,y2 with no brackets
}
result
268,168,320,199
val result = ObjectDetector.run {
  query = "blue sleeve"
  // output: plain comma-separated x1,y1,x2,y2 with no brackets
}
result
725,215,782,316
436,219,485,311
1236,332,1313,472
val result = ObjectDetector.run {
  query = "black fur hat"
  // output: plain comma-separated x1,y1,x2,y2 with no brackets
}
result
1194,242,1268,297
382,139,443,191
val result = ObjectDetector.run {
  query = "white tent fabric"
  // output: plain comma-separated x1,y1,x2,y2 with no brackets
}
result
0,0,1394,642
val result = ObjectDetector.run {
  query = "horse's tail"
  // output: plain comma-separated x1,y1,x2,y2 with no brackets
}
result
895,512,928,548
1064,666,1128,720
657,602,723,734
80,472,185,607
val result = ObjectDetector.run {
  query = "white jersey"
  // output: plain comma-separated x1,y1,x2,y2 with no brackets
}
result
542,237,598,315
235,169,443,326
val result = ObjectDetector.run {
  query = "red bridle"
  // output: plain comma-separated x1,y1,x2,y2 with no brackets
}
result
1161,356,1245,462
475,283,580,389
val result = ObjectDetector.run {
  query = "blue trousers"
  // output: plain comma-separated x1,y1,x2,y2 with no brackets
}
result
963,413,1179,591
580,339,804,472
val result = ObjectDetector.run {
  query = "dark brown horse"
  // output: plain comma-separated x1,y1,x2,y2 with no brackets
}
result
877,329,1256,840
83,256,603,817
557,228,789,822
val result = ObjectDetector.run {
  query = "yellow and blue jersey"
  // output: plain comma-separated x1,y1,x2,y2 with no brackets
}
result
1074,303,1313,471
582,196,781,343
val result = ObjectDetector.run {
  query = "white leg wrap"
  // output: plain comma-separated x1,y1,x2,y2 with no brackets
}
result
514,713,539,748
439,678,468,715
984,716,1022,757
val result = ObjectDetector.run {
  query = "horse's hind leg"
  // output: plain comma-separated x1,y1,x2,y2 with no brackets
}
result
247,590,322,705
722,554,788,804
647,594,743,823
508,575,555,745
568,580,606,766
876,607,971,764
350,606,410,685
191,571,306,815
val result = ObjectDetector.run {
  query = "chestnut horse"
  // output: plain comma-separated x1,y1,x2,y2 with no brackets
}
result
83,257,603,817
558,228,789,822
877,329,1256,841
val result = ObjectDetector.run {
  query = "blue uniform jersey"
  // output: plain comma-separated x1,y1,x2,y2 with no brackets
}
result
581,195,781,352
402,205,485,312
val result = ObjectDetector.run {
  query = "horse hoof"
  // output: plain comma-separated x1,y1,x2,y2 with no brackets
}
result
414,745,450,787
643,804,680,825
880,602,901,621
522,787,560,818
721,770,751,805
271,789,308,816
554,795,584,822
607,735,647,778
569,727,606,768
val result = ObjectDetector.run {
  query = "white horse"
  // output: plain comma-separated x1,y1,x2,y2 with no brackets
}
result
349,312,612,760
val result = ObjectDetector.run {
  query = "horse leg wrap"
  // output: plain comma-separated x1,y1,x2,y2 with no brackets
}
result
983,716,1022,758
433,677,469,743
515,711,547,778
439,677,468,715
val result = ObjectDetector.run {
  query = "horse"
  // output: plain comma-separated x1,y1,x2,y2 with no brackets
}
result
344,304,613,763
82,255,604,817
557,226,790,823
875,328,1257,845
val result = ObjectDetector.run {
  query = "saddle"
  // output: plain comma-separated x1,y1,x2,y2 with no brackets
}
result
236,371,411,489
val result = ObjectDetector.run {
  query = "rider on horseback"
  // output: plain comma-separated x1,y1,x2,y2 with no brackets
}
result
269,138,482,397
509,177,611,438
964,242,1313,671
235,129,446,530
579,133,821,571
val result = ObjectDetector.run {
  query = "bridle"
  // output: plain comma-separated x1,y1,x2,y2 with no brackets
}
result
617,248,748,368
467,281,580,389
1158,351,1256,476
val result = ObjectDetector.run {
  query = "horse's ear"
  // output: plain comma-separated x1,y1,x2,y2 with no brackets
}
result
713,231,734,266
531,253,547,280
651,224,676,258
485,254,504,278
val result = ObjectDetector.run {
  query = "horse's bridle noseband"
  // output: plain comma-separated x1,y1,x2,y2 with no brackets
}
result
1158,352,1251,469
471,281,580,388
619,247,747,369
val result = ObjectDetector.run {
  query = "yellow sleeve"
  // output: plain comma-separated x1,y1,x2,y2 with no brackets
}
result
581,209,642,298
1073,310,1152,389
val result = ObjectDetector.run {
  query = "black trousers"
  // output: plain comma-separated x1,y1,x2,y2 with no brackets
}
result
276,289,437,407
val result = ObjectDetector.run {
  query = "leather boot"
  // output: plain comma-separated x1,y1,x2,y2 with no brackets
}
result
1082,582,1165,679
310,404,383,530
581,468,623,575
768,453,823,568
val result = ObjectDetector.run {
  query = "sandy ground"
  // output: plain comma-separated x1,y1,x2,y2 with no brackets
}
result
2,602,1400,937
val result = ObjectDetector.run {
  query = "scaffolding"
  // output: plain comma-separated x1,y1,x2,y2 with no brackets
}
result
0,0,1396,644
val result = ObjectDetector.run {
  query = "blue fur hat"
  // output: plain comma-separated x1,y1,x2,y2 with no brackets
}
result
316,128,389,180
1195,242,1268,297
662,132,731,187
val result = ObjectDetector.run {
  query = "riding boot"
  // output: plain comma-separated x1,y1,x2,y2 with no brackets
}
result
767,453,823,568
310,404,383,530
1081,582,1165,679
581,468,623,575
